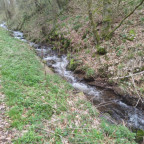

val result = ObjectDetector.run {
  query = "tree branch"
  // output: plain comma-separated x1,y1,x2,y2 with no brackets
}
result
107,0,144,37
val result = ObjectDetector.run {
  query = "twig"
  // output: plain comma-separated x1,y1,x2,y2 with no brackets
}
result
41,47,47,80
37,127,65,144
130,73,143,107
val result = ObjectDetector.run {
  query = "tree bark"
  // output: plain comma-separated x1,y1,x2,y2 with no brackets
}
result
87,0,100,45
102,0,112,38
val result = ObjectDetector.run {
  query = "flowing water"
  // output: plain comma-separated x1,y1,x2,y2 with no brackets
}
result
1,22,144,130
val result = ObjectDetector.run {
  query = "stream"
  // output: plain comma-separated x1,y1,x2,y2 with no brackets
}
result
1,22,144,131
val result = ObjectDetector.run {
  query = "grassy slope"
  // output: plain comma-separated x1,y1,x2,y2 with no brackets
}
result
0,28,137,143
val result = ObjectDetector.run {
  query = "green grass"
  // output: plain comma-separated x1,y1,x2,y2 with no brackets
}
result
0,28,71,143
0,28,137,143
101,121,136,144
15,128,43,144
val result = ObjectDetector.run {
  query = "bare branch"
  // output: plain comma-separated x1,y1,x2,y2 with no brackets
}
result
107,0,144,37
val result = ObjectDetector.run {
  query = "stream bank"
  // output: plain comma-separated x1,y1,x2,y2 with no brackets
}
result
0,22,144,143
15,28,144,129
75,70,144,111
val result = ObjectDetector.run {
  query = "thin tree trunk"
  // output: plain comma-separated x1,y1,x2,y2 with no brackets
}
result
87,0,100,45
102,0,112,38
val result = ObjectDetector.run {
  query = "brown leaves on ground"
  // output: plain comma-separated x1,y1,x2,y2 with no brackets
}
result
0,85,20,143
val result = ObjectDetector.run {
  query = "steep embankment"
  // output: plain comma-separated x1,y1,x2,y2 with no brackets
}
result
0,27,137,143
5,1,144,103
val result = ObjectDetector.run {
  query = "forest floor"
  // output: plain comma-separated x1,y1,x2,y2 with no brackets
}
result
53,8,144,101
8,2,144,102
0,27,137,143
0,1,144,143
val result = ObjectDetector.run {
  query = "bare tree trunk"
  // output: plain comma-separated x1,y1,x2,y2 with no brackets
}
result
87,0,100,45
3,0,9,20
102,0,112,38
10,0,15,15
2,0,15,20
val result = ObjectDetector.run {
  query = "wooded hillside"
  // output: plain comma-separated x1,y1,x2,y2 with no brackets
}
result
0,0,144,143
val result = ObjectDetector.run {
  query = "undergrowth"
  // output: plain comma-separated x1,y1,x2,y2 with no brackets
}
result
0,28,136,143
